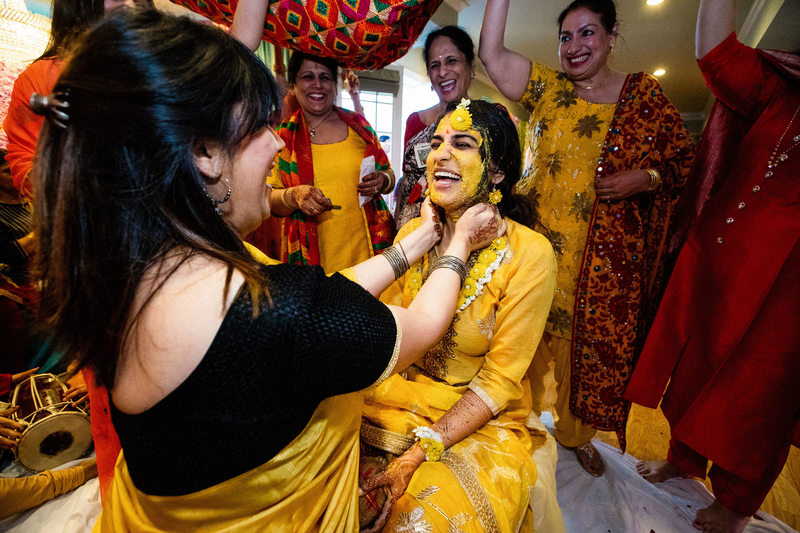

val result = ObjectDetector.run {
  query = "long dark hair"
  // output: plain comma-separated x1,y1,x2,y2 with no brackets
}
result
34,8,281,388
39,0,104,60
439,100,536,228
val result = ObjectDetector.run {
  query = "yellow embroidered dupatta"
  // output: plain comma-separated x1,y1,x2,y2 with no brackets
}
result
95,243,363,532
95,392,364,532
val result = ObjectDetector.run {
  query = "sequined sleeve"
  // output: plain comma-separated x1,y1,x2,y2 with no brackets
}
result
517,62,561,113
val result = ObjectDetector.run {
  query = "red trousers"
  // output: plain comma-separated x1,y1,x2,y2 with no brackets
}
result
667,437,790,516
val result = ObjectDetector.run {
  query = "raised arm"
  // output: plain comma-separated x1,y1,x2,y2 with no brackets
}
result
696,0,735,59
479,0,533,101
230,0,267,51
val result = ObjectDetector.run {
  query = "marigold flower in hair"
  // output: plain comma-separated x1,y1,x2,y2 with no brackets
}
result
450,98,473,131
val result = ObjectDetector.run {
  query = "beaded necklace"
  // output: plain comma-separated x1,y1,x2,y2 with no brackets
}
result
764,103,800,179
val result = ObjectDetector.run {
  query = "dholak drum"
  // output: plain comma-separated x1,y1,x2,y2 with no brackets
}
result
11,373,92,471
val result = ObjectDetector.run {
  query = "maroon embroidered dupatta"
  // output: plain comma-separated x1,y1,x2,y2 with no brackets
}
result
568,73,695,449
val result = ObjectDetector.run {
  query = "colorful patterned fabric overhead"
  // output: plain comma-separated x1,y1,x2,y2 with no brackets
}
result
171,0,443,69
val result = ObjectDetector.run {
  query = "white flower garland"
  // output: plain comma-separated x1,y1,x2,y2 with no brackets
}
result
457,242,509,314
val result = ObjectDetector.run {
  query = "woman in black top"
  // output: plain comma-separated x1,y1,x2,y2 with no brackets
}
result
31,8,503,530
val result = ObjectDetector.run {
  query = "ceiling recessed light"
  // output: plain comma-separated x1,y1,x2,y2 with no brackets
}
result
653,68,666,76
646,0,664,5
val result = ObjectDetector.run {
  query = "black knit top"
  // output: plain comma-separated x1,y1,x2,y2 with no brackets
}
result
111,264,397,496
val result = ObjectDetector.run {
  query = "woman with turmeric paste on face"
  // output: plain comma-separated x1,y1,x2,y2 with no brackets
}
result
360,100,561,533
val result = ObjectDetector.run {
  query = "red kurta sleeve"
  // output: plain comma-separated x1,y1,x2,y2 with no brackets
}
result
698,32,782,120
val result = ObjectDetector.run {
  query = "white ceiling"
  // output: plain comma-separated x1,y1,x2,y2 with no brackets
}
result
448,0,800,121
20,0,800,127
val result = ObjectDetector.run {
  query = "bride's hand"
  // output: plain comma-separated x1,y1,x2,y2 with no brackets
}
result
454,203,506,252
359,445,426,532
419,197,443,242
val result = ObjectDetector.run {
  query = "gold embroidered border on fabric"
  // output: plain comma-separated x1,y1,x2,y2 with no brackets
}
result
360,423,414,455
441,452,501,533
418,317,458,380
374,308,403,386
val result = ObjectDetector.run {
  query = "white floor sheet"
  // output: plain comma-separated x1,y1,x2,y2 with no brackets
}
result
0,414,796,533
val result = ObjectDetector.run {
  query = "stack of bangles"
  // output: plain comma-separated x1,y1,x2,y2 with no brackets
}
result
383,243,410,279
412,426,444,461
430,255,467,285
646,168,662,191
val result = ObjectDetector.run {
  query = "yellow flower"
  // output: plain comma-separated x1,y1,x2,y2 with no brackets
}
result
462,281,477,298
408,269,423,296
449,107,472,131
479,249,497,265
420,439,445,461
488,188,503,205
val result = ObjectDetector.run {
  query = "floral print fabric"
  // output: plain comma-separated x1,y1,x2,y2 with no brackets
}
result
519,63,695,447
518,64,615,340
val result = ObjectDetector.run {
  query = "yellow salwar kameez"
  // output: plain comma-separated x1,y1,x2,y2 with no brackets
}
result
517,63,615,343
362,219,558,532
518,63,614,445
519,62,694,447
269,128,373,274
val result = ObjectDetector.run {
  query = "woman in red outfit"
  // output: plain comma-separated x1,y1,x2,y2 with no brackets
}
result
3,0,134,198
626,1,800,532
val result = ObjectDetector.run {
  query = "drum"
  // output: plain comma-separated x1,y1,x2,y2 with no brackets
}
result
11,373,92,471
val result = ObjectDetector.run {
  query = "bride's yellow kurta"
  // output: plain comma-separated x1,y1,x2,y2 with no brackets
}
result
363,218,557,532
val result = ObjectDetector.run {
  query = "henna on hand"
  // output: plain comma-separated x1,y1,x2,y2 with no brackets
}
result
456,203,505,251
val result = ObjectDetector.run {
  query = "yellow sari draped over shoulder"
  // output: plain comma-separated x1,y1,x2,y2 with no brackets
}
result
362,219,559,533
97,393,365,532
95,243,366,532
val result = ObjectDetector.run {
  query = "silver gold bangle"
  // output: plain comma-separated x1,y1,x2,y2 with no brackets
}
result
383,244,409,279
430,255,467,285
379,171,396,194
396,242,409,271
646,168,662,191
279,188,295,211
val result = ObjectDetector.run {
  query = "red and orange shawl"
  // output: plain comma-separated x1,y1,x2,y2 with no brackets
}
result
275,107,394,265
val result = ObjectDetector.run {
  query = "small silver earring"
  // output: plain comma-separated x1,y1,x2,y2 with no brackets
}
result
205,177,231,215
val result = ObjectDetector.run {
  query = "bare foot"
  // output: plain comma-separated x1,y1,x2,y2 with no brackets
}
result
692,500,749,533
636,459,685,483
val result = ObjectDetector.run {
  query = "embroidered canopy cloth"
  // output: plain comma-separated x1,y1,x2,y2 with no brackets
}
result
168,0,443,69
